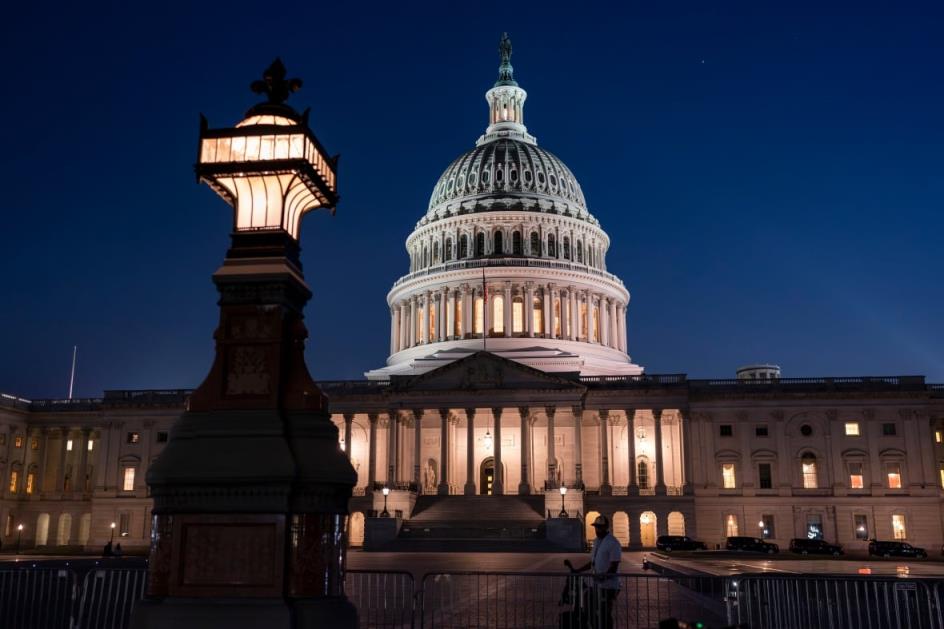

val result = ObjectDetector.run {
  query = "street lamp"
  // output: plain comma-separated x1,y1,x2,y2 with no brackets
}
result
558,485,568,518
15,524,23,555
758,520,766,538
381,486,390,518
483,430,493,452
110,522,116,543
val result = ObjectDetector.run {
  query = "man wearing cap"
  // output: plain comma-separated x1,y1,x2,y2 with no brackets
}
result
566,514,621,628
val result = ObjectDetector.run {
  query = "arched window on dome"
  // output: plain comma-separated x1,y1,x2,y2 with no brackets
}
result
433,242,440,264
459,235,469,259
493,231,504,256
445,238,453,262
532,295,544,336
547,234,557,258
491,294,504,336
512,231,523,255
475,233,485,257
512,296,524,334
529,232,540,257
576,240,584,263
563,237,571,260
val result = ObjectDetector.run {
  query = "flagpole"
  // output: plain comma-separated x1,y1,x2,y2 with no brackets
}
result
68,345,77,400
482,266,487,352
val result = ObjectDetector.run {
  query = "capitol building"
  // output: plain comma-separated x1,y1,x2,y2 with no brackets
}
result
0,37,942,554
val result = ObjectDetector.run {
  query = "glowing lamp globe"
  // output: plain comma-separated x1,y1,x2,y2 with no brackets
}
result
196,58,338,242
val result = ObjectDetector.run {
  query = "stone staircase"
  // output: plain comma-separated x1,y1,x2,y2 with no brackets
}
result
382,495,560,552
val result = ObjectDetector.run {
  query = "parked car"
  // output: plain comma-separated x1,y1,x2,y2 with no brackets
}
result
656,535,708,551
726,536,779,554
868,540,927,558
789,538,844,556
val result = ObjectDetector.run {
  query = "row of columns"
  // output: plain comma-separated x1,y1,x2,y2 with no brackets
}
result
6,427,93,497
390,284,627,355
341,407,693,497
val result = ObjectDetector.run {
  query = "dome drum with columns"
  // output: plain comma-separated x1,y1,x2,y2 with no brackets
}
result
367,36,643,379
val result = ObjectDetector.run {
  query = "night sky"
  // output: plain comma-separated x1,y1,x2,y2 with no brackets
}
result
1,2,942,399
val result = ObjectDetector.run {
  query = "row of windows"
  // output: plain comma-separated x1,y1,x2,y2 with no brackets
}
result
719,457,917,490
719,421,900,438
410,230,605,272
724,512,907,541
1,431,169,449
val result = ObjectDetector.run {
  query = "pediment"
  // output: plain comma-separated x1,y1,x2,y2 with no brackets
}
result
393,351,585,392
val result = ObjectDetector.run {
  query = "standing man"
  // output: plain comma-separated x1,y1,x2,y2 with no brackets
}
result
566,514,621,628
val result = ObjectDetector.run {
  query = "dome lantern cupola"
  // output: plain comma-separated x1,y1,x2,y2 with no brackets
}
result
478,33,536,147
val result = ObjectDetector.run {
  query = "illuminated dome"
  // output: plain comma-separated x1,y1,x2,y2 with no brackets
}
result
367,34,642,380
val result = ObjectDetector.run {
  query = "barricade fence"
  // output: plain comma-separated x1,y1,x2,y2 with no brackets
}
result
0,566,942,629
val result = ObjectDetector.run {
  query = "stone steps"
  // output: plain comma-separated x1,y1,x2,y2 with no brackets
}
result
409,495,545,523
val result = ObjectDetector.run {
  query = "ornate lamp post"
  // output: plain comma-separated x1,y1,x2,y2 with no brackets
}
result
381,486,390,518
15,524,23,554
132,59,356,629
558,485,568,518
110,521,116,543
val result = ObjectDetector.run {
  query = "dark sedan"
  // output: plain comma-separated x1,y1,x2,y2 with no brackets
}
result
656,535,708,551
868,540,927,558
726,536,779,554
789,538,844,556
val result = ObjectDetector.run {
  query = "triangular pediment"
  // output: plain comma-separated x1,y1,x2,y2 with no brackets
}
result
392,351,585,392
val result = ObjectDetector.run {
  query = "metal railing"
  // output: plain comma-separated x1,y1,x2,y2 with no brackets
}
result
731,574,944,629
346,570,415,628
0,568,76,628
77,568,148,629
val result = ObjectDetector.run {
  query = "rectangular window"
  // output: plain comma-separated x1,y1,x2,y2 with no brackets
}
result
157,432,169,443
844,422,860,436
758,463,772,489
854,514,869,540
802,460,818,489
806,514,823,540
940,466,944,489
755,425,768,437
849,462,864,489
892,514,907,540
760,514,775,539
119,513,131,537
0,434,5,446
512,300,524,333
25,472,34,495
88,439,94,451
31,438,39,450
14,436,22,449
725,514,739,537
8,470,18,493
127,432,140,444
882,423,896,436
719,425,733,437
937,430,943,444
886,462,902,489
122,467,135,491
722,463,736,489
475,297,485,334
66,439,73,451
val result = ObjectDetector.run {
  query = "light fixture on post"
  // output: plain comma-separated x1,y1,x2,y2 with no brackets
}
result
110,521,116,543
758,520,767,537
133,59,356,629
339,436,346,452
636,427,646,441
558,485,568,518
381,486,390,518
15,524,23,555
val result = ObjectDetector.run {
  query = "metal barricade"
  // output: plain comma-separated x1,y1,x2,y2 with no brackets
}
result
419,571,729,629
0,568,77,629
346,569,416,628
732,574,944,629
76,567,148,629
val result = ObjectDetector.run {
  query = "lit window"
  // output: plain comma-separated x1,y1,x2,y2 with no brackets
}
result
849,462,864,489
725,514,739,537
492,295,504,335
844,422,860,436
25,473,34,495
8,470,18,493
474,297,484,334
14,436,22,449
801,454,818,489
936,431,942,444
940,466,944,489
512,299,524,333
854,515,869,540
122,467,135,491
127,432,140,444
31,438,39,450
886,462,902,489
532,297,543,335
554,298,562,337
88,440,94,451
722,463,736,489
892,514,907,540
66,439,73,451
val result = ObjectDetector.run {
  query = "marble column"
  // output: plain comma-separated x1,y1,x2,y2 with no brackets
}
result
618,305,627,352
390,307,398,355
546,405,557,489
387,411,398,485
420,293,430,345
600,297,609,347
581,291,589,340
491,408,503,495
464,408,476,495
462,284,472,338
525,282,535,337
483,286,492,337
56,427,69,493
438,409,450,495
547,283,557,338
399,303,408,350
679,409,694,495
542,285,552,337
572,404,584,488
599,410,612,495
503,283,512,337
412,410,423,493
367,413,378,489
626,409,638,495
518,407,530,495
440,288,449,341
653,409,666,495
409,298,417,347
343,413,354,461
609,299,618,349
446,290,456,339
569,287,579,341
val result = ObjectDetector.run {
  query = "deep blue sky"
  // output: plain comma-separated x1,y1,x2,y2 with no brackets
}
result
1,1,942,398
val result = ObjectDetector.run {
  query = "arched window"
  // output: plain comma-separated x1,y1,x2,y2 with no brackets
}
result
423,246,429,267
637,460,649,489
445,238,453,262
530,232,540,256
491,295,504,335
454,297,463,337
475,233,485,257
493,231,504,255
512,296,524,333
473,296,484,334
576,240,584,263
459,235,469,258
801,453,818,489
532,295,544,335
563,237,571,260
554,297,562,337
512,231,523,255
548,234,557,257
725,514,739,537
433,242,440,264
592,303,601,342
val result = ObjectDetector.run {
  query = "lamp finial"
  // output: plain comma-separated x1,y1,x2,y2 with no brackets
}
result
250,57,303,105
